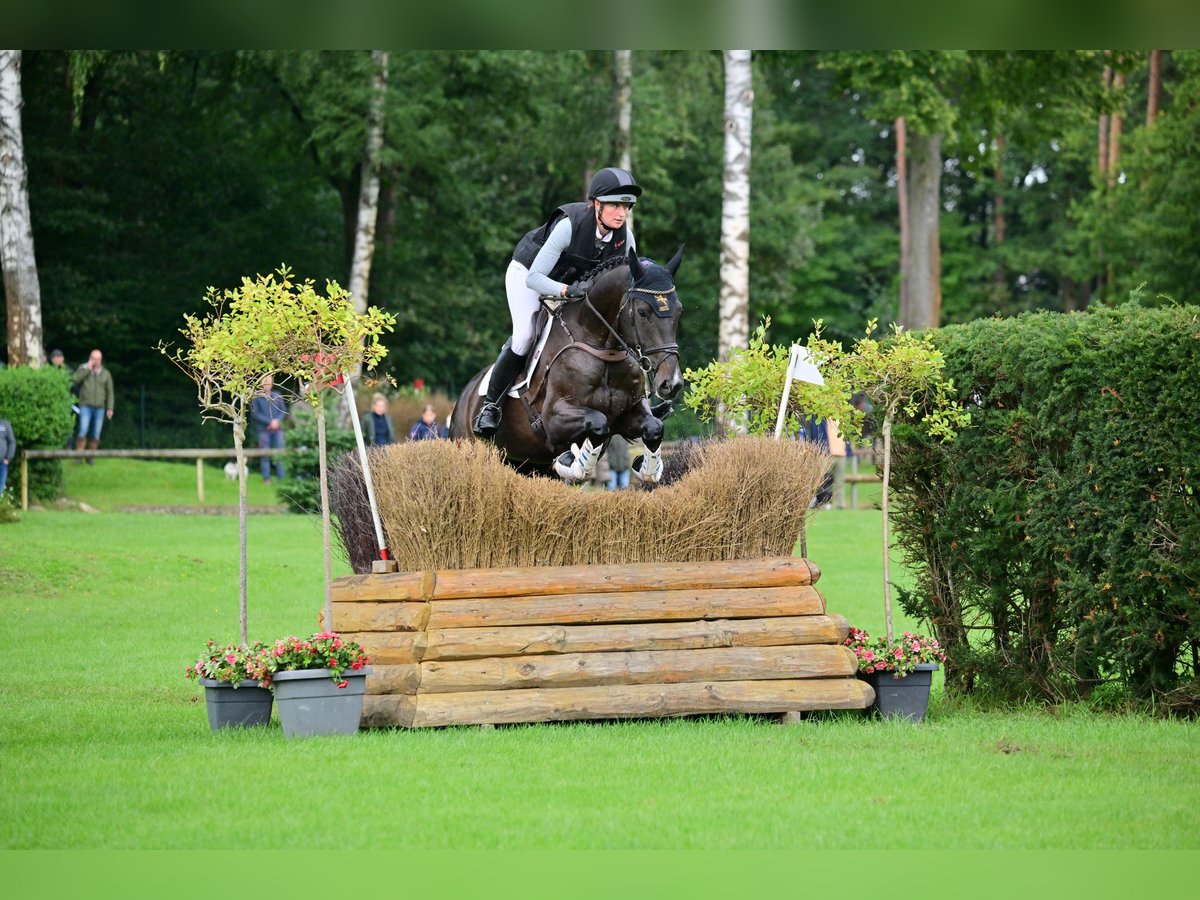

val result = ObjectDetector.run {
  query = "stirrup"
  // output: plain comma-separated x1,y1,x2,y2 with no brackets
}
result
473,402,502,437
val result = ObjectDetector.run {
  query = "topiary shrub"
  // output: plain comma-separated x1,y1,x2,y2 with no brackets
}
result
0,366,75,501
891,301,1200,712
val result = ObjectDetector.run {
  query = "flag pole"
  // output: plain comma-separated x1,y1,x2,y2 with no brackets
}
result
774,344,800,439
343,380,397,573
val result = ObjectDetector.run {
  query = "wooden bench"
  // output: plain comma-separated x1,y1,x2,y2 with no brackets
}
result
326,556,874,727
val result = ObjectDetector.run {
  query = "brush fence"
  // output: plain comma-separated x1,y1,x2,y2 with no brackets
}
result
329,556,874,727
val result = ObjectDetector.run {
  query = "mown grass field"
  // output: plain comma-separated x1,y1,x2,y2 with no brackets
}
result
1,459,1197,851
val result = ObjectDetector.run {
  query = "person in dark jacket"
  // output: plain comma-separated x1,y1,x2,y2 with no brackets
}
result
409,403,446,441
473,166,642,437
363,393,397,446
250,374,287,483
0,416,16,494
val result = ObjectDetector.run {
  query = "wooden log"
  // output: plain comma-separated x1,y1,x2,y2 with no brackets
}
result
426,585,823,630
407,678,875,727
419,644,857,693
331,570,434,603
423,614,849,661
366,664,422,695
428,556,818,600
361,694,416,728
330,601,429,633
339,631,428,664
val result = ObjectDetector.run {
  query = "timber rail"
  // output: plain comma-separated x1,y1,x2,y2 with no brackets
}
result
18,448,285,511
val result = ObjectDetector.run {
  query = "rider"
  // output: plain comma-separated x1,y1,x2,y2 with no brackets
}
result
473,166,641,437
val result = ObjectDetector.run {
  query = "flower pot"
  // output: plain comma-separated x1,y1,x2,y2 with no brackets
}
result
199,679,274,731
271,668,370,738
860,663,938,722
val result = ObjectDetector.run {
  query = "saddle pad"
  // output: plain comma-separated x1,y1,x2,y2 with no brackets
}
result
477,306,555,398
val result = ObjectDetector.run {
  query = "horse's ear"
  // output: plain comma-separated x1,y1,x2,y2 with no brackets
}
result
666,244,685,277
628,247,644,281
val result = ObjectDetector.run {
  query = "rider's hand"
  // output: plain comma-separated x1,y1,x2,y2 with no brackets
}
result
564,280,589,300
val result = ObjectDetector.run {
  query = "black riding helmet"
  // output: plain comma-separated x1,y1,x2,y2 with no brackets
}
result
588,167,642,205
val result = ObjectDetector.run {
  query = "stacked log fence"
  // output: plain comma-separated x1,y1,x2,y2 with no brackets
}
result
327,556,874,727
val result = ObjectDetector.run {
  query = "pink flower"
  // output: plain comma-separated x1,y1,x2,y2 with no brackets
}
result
336,680,349,689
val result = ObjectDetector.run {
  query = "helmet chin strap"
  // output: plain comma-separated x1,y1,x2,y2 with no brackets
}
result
593,202,612,236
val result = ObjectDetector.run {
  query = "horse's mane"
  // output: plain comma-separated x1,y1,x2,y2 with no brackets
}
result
580,254,630,283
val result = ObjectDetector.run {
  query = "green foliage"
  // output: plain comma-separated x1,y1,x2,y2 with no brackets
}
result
0,366,75,500
890,302,1200,709
682,316,968,445
278,413,357,514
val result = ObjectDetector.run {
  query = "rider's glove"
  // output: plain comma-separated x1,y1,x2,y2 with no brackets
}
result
564,280,590,300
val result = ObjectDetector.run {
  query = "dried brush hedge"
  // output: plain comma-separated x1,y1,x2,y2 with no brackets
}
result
328,437,830,573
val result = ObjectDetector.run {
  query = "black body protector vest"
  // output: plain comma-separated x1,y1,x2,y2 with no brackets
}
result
512,201,629,283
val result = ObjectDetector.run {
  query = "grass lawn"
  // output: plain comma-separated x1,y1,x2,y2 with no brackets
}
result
1,461,1197,851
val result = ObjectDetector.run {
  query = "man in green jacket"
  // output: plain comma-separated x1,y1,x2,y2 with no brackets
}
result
72,349,115,463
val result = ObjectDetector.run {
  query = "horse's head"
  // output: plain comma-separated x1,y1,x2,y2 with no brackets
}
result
623,246,685,402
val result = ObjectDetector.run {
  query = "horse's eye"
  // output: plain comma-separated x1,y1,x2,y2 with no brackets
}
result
637,306,650,318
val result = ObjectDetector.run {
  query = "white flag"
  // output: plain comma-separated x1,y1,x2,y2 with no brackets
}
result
787,344,825,385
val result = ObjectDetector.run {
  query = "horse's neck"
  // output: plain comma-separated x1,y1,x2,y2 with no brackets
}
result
567,281,624,346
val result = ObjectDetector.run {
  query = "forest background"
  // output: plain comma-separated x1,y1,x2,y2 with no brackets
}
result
2,50,1195,448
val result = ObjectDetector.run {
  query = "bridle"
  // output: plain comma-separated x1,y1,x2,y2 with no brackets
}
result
576,284,680,378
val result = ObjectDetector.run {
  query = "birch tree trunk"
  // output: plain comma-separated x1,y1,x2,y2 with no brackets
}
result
1,50,45,368
895,117,909,316
614,50,632,229
343,49,388,399
900,130,942,331
718,50,752,365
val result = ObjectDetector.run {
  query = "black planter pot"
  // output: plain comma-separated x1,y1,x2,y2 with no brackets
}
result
859,663,938,722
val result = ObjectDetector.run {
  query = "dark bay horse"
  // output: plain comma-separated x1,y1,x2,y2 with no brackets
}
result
449,247,684,482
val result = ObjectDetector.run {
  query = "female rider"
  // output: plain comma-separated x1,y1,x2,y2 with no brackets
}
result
473,166,641,436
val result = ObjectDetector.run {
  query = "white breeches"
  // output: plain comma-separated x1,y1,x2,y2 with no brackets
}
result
505,260,542,355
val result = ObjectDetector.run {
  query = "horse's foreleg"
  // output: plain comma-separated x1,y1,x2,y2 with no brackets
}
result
615,401,666,483
544,400,610,483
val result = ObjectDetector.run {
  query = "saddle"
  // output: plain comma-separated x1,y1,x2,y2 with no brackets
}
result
476,300,628,445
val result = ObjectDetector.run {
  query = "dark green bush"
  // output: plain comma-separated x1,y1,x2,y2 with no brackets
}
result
891,303,1200,712
0,366,75,500
278,415,358,514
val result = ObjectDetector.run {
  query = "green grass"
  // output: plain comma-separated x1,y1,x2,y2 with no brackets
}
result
1,480,1197,850
54,457,284,511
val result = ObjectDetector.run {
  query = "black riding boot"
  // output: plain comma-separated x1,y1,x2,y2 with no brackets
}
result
473,343,528,437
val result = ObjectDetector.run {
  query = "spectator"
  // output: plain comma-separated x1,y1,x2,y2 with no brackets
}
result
0,415,15,494
826,419,848,509
408,403,447,441
49,348,76,448
605,434,632,491
48,348,65,369
250,373,287,483
363,393,396,446
72,349,114,464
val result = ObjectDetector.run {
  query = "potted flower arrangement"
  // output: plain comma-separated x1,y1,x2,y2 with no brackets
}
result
265,631,371,738
845,627,946,722
185,640,274,730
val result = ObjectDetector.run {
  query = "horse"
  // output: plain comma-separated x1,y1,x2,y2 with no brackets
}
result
449,246,684,483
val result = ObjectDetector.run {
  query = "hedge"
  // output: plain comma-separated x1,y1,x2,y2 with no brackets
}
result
890,303,1199,712
0,366,76,501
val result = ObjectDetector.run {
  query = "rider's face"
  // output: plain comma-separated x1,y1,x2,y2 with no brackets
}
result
595,201,632,232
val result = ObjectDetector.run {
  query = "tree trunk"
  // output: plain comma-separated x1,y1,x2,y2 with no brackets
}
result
718,50,753,435
993,133,1006,287
895,117,909,314
343,49,388,396
232,417,249,647
900,130,942,330
0,50,45,368
1098,63,1112,177
614,50,632,229
1146,50,1162,126
1107,71,1125,189
718,50,752,364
